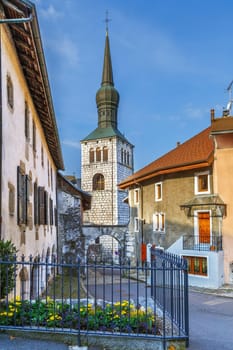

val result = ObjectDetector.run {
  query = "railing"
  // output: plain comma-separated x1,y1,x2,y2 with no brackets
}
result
151,248,189,347
183,235,222,251
0,254,189,348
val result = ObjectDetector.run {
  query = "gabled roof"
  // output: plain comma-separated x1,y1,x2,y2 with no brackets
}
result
1,0,64,170
119,127,214,188
57,172,91,210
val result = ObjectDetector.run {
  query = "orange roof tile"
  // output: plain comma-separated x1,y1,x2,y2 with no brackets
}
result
119,127,214,188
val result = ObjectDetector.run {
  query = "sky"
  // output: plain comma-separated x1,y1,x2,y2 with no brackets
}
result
33,0,233,177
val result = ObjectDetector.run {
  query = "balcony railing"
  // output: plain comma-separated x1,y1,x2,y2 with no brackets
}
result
182,235,222,251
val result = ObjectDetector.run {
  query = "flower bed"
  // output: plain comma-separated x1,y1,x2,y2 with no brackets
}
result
0,297,162,335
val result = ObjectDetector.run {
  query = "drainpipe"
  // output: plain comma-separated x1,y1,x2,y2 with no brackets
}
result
0,0,33,24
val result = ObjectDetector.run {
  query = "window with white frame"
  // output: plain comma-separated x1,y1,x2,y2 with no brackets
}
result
134,188,140,205
152,212,165,233
155,182,162,201
134,217,139,232
194,171,210,195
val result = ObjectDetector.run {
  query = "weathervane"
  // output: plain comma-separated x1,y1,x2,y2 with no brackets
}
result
104,10,111,33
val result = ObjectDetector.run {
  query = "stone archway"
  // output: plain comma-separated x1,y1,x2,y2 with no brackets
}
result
87,234,120,264
83,225,129,264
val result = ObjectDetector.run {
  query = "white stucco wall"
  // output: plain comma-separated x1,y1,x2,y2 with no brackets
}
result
1,25,58,259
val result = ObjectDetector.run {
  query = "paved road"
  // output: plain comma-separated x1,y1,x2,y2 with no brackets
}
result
188,291,233,349
0,333,68,350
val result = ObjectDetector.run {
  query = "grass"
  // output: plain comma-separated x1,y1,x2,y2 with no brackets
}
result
45,270,87,299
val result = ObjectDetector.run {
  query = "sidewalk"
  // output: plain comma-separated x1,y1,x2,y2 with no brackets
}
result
190,283,233,298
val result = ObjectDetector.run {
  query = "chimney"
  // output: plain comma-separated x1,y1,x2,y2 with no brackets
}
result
176,141,180,147
210,108,215,121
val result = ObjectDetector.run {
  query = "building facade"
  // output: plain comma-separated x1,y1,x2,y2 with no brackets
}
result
119,109,233,288
0,0,64,297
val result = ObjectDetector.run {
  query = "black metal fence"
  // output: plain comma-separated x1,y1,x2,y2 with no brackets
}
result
151,248,189,346
0,253,189,348
183,235,222,251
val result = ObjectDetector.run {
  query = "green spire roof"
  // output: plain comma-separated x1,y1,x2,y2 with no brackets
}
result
101,31,114,87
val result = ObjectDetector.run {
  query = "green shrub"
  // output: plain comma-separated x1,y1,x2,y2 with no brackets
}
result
0,240,17,298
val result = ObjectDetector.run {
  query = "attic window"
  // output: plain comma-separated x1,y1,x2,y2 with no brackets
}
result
7,75,14,110
195,172,210,195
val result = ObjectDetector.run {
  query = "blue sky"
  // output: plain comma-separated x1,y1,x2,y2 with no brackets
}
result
34,0,233,177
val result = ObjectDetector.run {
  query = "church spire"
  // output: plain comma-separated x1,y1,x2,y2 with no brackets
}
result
101,31,114,87
96,25,119,129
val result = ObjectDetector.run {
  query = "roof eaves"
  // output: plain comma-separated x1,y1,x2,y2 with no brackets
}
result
119,156,213,189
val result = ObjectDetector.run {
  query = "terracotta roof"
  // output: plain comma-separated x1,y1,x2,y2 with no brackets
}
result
119,127,214,188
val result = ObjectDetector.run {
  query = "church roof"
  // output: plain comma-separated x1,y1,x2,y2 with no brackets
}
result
119,126,214,188
81,126,130,143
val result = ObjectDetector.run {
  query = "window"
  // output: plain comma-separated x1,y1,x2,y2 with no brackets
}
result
103,147,108,162
34,182,38,225
41,146,44,167
89,148,94,163
153,212,165,233
121,148,124,163
134,189,140,204
25,101,30,140
17,166,29,225
134,217,139,232
7,75,14,110
93,173,105,190
127,152,130,166
38,187,48,225
155,182,162,201
32,121,36,152
96,147,101,162
195,172,210,194
183,256,207,276
50,198,54,225
8,182,15,216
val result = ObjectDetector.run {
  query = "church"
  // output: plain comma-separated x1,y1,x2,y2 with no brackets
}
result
80,26,134,261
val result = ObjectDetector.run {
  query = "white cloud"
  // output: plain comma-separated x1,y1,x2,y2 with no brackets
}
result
40,5,62,20
184,104,207,120
46,36,79,66
62,140,80,149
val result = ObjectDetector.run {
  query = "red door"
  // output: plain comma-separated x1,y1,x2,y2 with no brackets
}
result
198,212,210,244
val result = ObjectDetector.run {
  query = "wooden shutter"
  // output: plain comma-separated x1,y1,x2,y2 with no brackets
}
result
44,191,48,225
38,187,45,224
34,182,38,225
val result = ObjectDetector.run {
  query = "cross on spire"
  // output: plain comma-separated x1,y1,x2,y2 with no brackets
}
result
104,10,111,34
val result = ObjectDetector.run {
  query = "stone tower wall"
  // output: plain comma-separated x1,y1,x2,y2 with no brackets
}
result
81,136,133,225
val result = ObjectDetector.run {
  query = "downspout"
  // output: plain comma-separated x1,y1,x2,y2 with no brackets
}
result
0,0,32,24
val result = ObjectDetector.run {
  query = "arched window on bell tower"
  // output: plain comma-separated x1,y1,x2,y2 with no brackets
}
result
89,148,94,163
103,146,108,162
93,173,105,190
96,147,101,162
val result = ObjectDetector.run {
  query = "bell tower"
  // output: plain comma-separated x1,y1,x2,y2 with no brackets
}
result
81,27,134,226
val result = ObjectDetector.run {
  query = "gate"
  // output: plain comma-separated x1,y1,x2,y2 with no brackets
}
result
151,247,189,346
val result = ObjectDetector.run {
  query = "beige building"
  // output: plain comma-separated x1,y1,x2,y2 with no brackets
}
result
120,109,233,288
0,0,64,297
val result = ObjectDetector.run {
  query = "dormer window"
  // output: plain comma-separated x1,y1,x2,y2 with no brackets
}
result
195,172,210,195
